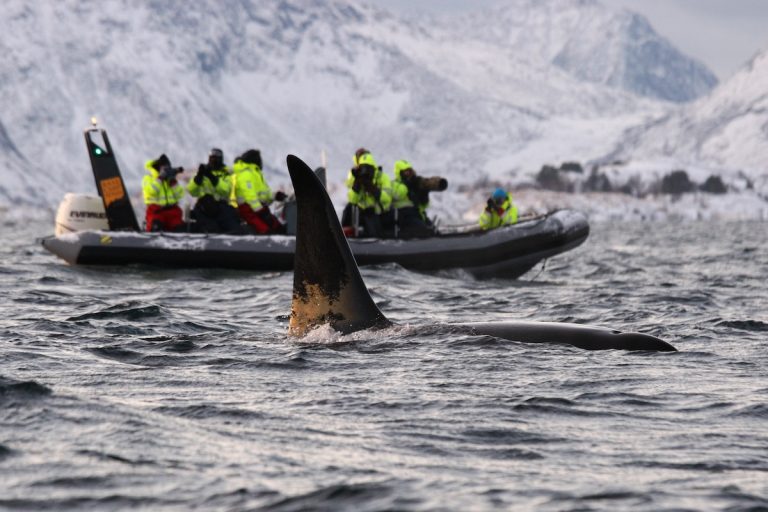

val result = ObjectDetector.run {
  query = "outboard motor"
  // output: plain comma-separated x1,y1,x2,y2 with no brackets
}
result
54,193,109,236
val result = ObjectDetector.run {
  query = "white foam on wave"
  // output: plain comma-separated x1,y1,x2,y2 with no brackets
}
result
292,323,418,345
292,324,344,345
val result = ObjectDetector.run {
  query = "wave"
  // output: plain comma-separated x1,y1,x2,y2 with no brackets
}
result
152,404,270,421
31,475,111,488
461,426,559,445
76,449,158,467
0,495,174,510
548,490,650,505
202,487,281,510
626,459,768,473
0,444,14,461
471,446,544,460
729,403,768,419
67,302,165,321
14,289,76,306
37,276,67,283
574,391,663,407
85,346,198,367
259,481,398,511
511,396,610,417
0,376,52,400
715,319,768,332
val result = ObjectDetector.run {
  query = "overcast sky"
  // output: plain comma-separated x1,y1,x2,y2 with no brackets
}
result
366,0,768,80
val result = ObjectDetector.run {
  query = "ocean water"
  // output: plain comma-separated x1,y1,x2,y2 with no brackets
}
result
1,218,767,511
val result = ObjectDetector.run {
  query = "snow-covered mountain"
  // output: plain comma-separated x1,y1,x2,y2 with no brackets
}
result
606,48,768,173
0,0,745,220
452,0,718,103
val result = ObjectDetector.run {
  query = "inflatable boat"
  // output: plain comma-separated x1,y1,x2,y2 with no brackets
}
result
39,123,589,278
41,208,587,278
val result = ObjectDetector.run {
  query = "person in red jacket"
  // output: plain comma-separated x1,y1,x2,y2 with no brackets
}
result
142,154,185,232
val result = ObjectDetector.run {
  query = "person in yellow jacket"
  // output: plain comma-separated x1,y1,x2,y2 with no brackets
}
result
142,153,185,232
391,159,447,238
188,147,241,233
231,149,286,234
479,188,518,230
343,150,392,238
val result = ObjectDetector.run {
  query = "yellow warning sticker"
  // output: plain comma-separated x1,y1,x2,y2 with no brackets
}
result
100,235,112,245
100,177,125,207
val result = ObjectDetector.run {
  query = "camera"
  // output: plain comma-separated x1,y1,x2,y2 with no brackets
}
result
416,176,448,192
159,166,183,180
356,164,375,181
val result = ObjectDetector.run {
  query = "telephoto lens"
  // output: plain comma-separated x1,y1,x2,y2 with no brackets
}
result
419,176,448,191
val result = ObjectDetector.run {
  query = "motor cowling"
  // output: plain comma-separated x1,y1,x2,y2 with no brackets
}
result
54,193,109,236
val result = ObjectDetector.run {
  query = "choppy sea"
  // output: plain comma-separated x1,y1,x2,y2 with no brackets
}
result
1,217,767,511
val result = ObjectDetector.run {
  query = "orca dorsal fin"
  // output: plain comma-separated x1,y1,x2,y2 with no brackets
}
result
286,154,391,336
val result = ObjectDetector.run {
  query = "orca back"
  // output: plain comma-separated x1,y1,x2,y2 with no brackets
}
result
463,321,677,352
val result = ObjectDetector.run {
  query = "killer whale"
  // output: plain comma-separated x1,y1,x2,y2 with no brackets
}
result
286,154,676,352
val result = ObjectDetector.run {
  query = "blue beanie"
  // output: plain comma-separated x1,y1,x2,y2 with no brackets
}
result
492,188,506,201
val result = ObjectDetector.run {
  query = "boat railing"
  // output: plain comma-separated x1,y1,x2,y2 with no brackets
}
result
436,212,550,236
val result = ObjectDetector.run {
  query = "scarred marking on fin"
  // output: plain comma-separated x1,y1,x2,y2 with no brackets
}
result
289,282,346,337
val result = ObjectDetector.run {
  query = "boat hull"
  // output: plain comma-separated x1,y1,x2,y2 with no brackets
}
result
41,209,589,278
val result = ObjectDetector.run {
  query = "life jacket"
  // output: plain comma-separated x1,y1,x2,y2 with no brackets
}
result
391,160,415,210
141,160,184,207
391,159,432,220
479,195,518,230
231,160,273,210
187,165,232,202
345,154,392,213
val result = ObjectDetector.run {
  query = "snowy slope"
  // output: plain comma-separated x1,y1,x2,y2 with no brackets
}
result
606,48,768,175
451,0,718,103
0,118,34,205
0,0,745,221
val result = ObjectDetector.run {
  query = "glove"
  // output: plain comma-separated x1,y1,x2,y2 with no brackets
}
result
274,191,287,202
200,164,219,186
352,179,362,193
363,180,378,195
362,180,380,200
486,199,495,211
194,164,207,185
